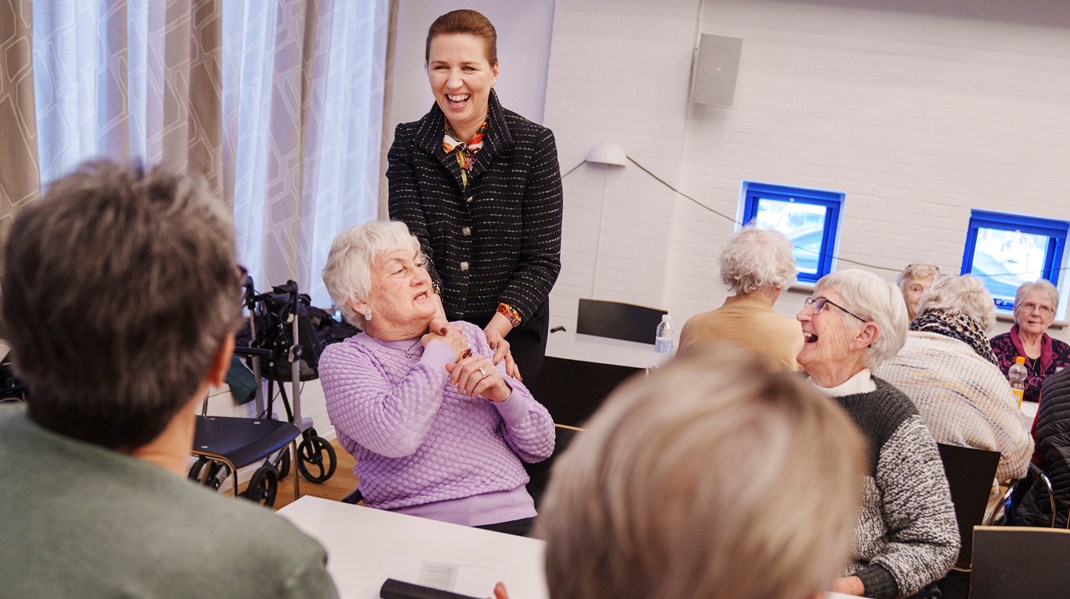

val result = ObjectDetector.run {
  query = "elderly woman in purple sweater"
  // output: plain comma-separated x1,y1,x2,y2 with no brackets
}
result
319,221,554,535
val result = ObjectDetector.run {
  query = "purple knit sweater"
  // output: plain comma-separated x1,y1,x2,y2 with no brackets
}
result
319,320,554,526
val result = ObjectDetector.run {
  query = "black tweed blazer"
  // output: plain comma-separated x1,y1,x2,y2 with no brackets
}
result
387,90,563,321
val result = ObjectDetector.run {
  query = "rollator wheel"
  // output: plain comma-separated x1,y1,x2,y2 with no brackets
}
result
242,464,278,507
297,433,337,483
276,447,291,480
187,457,227,490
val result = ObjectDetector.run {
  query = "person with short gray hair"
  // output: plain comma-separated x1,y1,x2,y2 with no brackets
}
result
876,275,1032,521
796,269,958,599
896,263,941,321
679,226,802,370
320,220,554,535
0,160,337,598
990,279,1070,404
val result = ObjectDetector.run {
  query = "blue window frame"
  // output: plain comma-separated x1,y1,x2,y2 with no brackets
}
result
741,182,845,284
961,210,1069,311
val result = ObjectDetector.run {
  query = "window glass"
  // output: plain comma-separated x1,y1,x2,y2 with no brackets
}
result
961,210,1069,312
741,182,844,283
752,200,827,277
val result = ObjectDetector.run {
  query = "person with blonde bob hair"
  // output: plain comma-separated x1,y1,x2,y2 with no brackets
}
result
877,275,1032,524
990,279,1070,404
679,226,802,370
529,345,866,599
320,220,554,535
896,263,941,321
796,269,958,599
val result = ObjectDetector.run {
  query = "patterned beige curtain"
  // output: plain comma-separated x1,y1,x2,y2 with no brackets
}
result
0,0,40,274
1,0,387,306
28,1,222,195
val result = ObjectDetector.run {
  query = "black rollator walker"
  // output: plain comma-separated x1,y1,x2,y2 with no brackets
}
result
187,273,337,507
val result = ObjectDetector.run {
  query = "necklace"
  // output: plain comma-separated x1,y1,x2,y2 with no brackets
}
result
1029,355,1042,374
378,338,422,358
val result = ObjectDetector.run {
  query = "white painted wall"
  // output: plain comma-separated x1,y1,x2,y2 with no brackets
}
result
543,0,702,334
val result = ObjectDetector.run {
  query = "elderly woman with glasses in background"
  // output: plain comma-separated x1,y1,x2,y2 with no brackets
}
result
989,280,1070,405
796,270,958,599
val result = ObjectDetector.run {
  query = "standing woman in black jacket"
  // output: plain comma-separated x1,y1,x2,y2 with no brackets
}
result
388,9,563,382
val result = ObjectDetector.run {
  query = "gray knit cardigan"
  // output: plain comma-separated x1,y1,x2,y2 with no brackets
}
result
836,377,960,599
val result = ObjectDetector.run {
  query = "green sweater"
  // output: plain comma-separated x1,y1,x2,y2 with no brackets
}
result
0,405,338,598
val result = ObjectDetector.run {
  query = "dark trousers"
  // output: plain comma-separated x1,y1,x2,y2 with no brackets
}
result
475,517,534,537
464,302,549,383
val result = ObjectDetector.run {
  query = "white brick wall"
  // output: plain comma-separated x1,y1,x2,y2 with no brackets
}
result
384,0,1070,345
537,0,1070,344
544,0,702,334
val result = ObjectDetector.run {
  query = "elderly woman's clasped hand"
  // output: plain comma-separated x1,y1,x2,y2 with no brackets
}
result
424,324,511,402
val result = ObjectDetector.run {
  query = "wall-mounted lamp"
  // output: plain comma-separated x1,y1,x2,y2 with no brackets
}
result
585,143,628,167
582,143,629,298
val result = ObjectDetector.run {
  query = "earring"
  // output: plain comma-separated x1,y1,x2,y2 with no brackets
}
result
364,307,373,321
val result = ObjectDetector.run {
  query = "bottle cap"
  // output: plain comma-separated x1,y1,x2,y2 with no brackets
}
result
1015,356,1026,364
662,314,671,322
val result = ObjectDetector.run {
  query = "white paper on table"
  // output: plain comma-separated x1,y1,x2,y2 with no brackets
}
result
370,552,505,598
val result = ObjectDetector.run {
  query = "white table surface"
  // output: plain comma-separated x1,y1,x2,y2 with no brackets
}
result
280,498,870,599
1020,400,1039,421
544,331,655,369
279,496,549,599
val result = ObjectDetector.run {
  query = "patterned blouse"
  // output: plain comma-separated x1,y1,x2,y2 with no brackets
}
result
990,324,1070,404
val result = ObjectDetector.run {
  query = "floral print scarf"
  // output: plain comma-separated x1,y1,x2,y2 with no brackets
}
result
442,118,487,189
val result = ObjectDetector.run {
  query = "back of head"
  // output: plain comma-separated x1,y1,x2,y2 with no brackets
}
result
918,274,995,332
817,269,908,368
537,345,866,599
720,226,797,294
1,160,239,449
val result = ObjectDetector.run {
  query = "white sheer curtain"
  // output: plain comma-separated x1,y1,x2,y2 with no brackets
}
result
223,0,386,305
27,0,387,306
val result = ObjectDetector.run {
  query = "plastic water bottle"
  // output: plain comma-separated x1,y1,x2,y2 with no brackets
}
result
654,314,674,368
1008,356,1028,409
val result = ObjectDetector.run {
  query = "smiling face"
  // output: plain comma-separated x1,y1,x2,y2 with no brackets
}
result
901,276,935,321
1014,289,1056,337
796,287,876,387
356,249,436,339
427,33,498,140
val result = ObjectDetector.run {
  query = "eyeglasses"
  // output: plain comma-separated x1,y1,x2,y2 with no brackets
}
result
804,296,867,322
1018,302,1054,316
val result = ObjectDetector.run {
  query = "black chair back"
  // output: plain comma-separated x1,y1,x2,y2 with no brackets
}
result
969,526,1070,599
937,443,1000,570
524,424,582,511
529,356,644,427
576,298,666,344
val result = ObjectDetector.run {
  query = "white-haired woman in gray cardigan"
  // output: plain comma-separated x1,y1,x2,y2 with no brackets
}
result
796,269,959,599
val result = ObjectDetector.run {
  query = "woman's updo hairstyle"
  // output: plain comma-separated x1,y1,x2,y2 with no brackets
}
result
425,9,498,67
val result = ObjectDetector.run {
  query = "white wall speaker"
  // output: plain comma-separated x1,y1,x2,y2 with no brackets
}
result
691,34,743,106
